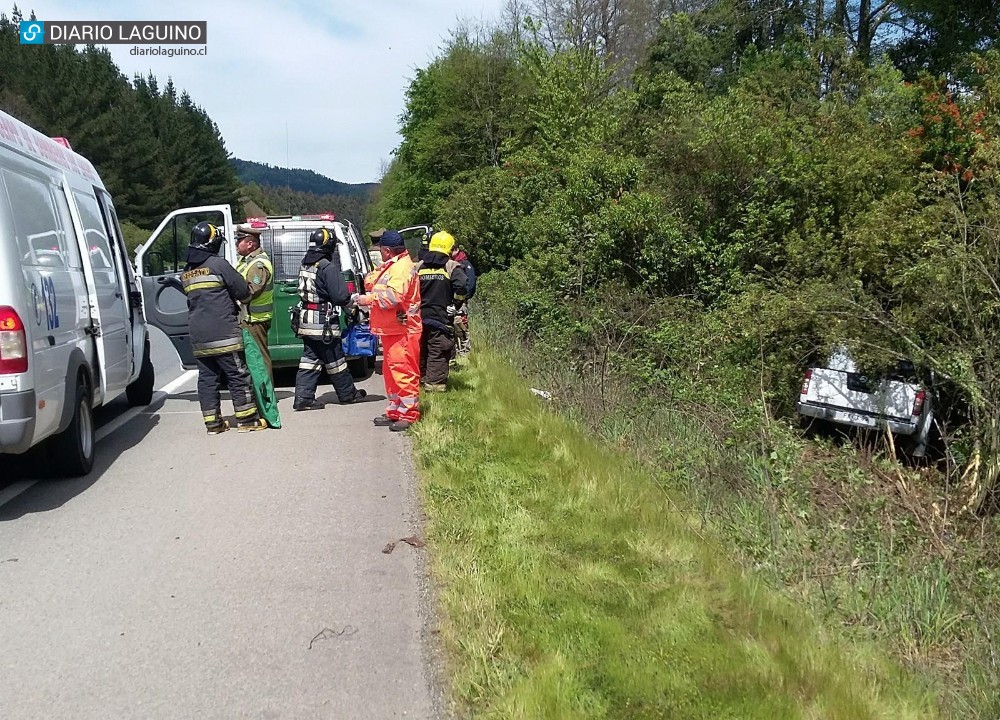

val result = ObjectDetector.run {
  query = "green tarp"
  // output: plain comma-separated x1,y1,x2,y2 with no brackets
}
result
242,328,281,429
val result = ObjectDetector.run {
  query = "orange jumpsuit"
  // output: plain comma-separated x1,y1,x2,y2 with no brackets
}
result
364,253,422,423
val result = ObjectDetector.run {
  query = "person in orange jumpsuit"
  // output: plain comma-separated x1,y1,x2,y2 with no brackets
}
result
355,230,422,431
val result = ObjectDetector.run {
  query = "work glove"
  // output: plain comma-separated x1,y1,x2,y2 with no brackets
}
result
446,304,457,317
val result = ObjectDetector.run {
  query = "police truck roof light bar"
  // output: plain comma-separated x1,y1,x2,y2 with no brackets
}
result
245,213,335,223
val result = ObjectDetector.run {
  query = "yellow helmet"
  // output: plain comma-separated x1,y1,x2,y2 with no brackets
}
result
428,231,456,255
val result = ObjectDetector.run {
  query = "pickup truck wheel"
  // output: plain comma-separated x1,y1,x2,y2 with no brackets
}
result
126,338,155,406
52,377,95,477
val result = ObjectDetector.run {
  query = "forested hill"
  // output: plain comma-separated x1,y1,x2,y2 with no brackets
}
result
233,159,377,224
231,159,377,197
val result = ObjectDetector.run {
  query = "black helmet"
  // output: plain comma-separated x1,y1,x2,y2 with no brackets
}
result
308,227,337,248
190,221,224,253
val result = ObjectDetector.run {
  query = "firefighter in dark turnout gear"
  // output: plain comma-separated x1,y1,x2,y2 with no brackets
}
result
182,221,265,434
292,228,367,410
417,231,467,391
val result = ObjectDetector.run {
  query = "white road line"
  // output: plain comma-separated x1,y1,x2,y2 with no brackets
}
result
157,369,200,396
94,369,197,442
1,370,197,508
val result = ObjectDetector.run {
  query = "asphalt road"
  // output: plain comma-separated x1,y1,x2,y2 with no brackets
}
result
0,332,442,719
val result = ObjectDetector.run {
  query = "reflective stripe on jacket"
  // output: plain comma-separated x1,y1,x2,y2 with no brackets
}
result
236,249,274,323
297,260,334,338
415,253,467,332
365,253,420,336
182,255,251,357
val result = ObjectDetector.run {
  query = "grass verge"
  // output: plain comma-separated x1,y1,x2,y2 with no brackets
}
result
412,352,937,719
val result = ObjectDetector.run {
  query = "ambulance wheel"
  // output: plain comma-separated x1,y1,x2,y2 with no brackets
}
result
348,357,373,380
127,338,155,406
52,376,95,477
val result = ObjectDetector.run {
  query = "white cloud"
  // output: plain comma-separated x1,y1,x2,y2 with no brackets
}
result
21,0,505,183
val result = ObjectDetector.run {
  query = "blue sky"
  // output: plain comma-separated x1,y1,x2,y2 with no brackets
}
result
22,0,506,183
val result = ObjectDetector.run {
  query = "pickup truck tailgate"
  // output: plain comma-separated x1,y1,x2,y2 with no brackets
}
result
803,368,918,421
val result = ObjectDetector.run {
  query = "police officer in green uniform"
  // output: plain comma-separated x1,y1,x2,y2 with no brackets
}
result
235,223,274,382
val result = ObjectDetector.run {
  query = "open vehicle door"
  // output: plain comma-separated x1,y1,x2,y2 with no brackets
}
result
398,225,433,261
134,206,234,368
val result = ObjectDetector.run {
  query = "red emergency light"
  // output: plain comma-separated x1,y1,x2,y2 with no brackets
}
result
51,137,72,149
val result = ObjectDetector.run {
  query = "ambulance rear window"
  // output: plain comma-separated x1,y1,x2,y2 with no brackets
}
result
1,168,68,269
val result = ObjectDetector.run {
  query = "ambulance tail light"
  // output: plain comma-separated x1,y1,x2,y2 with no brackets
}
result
0,306,28,374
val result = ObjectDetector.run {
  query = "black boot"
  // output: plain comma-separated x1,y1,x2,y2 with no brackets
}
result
340,389,368,404
293,399,326,411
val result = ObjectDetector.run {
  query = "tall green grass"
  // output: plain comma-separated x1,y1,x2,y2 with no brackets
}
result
470,299,1000,718
413,354,937,719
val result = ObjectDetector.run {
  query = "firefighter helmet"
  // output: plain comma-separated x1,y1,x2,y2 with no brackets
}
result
309,227,336,247
428,231,456,255
190,221,224,254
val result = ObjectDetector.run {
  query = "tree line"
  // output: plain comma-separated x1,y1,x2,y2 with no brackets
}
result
0,8,376,242
0,9,240,229
232,158,377,198
369,0,1000,508
236,181,371,227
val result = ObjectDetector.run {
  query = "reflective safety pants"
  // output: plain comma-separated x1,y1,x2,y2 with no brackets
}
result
382,332,421,422
294,336,359,404
196,351,258,428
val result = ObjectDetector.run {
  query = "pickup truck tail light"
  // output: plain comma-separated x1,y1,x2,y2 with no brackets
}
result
800,369,813,396
0,306,28,374
911,390,926,417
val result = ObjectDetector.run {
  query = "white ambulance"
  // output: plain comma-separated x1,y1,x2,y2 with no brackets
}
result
0,109,154,476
